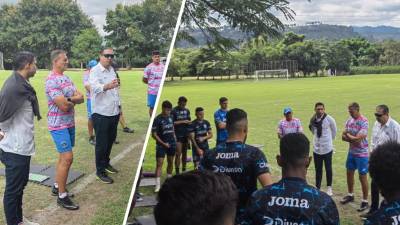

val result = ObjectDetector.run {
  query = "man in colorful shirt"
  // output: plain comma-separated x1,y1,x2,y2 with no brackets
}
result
201,108,272,223
83,59,98,145
214,97,228,146
340,102,370,212
277,107,303,139
143,50,164,117
171,96,191,174
46,50,84,210
152,100,176,192
364,141,400,225
189,107,213,169
240,133,339,225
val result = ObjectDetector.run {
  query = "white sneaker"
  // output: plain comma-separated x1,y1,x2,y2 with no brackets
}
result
154,184,160,193
23,217,40,225
326,186,333,196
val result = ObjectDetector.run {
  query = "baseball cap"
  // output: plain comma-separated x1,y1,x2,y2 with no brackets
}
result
283,107,292,115
88,60,98,69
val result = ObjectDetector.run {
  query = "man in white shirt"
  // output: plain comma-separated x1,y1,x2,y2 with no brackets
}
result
0,51,40,225
308,102,337,196
362,104,400,218
89,47,121,184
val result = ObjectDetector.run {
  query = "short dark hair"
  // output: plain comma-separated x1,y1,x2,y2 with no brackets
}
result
154,170,238,225
162,100,172,109
195,107,204,113
369,141,400,198
50,49,66,63
226,108,247,134
376,104,389,114
349,102,360,111
152,50,160,56
219,97,228,104
100,47,113,55
13,51,35,71
178,96,187,103
280,133,310,168
314,102,324,108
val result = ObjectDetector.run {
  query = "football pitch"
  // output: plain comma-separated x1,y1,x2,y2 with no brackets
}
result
140,74,400,224
0,70,148,225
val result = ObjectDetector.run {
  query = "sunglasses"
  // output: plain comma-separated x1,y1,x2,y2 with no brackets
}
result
374,113,384,117
103,54,114,59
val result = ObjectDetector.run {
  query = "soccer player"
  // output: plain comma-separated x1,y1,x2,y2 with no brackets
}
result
308,102,337,195
83,59,98,145
201,108,272,223
241,133,339,225
171,96,191,174
46,50,84,210
341,102,369,212
152,100,176,192
189,107,213,169
277,107,303,139
143,50,164,117
214,97,228,146
364,141,400,225
154,170,238,225
362,105,400,218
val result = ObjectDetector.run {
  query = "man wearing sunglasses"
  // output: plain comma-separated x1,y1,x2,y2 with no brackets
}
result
89,47,120,184
361,104,400,218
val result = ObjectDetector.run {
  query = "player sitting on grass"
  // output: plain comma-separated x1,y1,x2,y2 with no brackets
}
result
152,100,176,192
154,170,238,225
189,107,213,169
241,133,339,225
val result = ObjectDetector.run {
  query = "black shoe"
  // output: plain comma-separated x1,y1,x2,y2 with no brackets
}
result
360,209,377,218
105,165,119,174
89,136,96,145
123,127,134,133
51,185,74,197
358,201,369,212
340,195,354,204
96,172,114,184
57,196,79,210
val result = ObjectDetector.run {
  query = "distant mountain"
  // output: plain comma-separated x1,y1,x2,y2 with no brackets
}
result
176,24,400,48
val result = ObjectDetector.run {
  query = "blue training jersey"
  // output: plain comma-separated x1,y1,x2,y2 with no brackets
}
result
214,109,228,142
365,200,400,225
152,114,175,144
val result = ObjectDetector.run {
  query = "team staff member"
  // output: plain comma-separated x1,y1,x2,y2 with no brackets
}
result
143,50,164,117
201,108,272,223
309,102,337,196
152,101,176,192
171,96,191,174
277,107,303,139
341,102,369,212
189,107,213,169
89,47,120,184
0,51,41,225
241,133,339,225
214,97,228,145
46,50,84,210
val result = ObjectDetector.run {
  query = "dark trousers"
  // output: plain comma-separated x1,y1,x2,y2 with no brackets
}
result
371,179,380,211
0,149,31,225
313,151,333,189
92,113,119,174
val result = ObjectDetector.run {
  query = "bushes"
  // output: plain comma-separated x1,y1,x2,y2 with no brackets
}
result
350,66,400,75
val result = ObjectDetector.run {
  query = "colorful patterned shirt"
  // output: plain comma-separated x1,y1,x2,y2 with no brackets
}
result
277,118,303,137
143,62,164,95
345,115,369,157
45,71,76,131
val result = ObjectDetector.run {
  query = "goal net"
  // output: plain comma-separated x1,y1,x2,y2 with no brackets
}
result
254,69,289,80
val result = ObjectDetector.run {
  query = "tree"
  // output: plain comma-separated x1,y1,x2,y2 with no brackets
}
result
379,40,400,65
180,0,295,51
0,0,94,68
324,42,353,74
71,28,102,68
285,41,322,76
104,0,181,67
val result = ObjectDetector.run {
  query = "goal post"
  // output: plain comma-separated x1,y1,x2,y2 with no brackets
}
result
254,69,289,80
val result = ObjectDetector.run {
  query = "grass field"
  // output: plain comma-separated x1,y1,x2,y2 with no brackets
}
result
137,74,400,225
0,69,148,225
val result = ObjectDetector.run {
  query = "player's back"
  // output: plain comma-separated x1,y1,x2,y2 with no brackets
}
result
364,200,400,225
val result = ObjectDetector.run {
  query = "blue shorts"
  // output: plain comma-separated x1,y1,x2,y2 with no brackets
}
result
156,142,176,158
50,127,75,153
346,153,369,175
86,99,92,119
147,94,157,109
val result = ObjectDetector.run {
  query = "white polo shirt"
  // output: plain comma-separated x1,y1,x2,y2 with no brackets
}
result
89,63,120,116
371,117,400,151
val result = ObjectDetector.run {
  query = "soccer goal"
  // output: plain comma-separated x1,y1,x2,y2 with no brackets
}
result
254,69,289,80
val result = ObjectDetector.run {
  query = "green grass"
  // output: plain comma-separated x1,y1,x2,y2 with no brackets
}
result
0,69,148,225
139,74,400,224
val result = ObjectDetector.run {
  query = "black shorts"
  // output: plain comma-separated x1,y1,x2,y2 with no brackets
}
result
156,142,176,158
176,136,189,144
